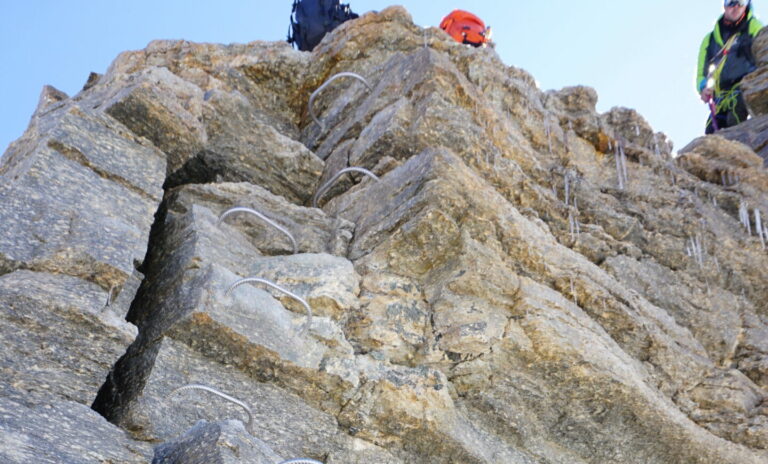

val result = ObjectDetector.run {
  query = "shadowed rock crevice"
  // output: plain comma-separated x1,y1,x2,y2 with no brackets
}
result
91,198,172,420
92,336,164,425
163,150,221,190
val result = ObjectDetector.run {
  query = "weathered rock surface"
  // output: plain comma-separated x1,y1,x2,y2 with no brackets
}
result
328,146,768,461
678,135,768,194
752,26,768,67
128,337,402,463
716,114,768,165
742,66,768,117
0,397,151,464
0,103,164,289
99,41,324,201
0,270,136,407
2,5,768,464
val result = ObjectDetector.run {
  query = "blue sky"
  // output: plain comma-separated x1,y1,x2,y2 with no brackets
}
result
0,1,758,155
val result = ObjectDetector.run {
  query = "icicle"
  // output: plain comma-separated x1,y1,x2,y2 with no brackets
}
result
568,120,574,133
545,118,553,155
570,277,576,303
695,234,704,266
635,124,640,137
619,143,628,184
755,209,765,249
721,171,727,186
690,237,697,265
105,285,116,308
615,141,628,190
569,211,580,242
615,143,625,190
668,162,677,186
687,235,704,267
564,172,572,207
653,133,661,157
739,201,752,235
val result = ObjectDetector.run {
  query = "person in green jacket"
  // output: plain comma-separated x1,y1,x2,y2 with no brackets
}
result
697,0,763,133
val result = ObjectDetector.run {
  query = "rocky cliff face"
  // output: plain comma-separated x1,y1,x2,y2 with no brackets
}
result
1,7,767,464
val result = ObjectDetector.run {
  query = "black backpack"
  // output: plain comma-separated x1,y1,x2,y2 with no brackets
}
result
288,0,358,52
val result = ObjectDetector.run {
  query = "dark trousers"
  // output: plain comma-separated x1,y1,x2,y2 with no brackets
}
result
706,90,749,134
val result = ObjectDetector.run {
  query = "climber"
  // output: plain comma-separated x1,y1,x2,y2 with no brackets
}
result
288,0,359,52
696,0,763,134
439,10,492,48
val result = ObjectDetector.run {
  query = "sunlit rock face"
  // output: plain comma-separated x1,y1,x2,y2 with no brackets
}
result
1,6,767,464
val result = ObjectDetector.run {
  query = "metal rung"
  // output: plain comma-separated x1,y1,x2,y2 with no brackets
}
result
312,167,380,208
309,72,373,132
168,384,254,435
217,207,298,254
225,277,312,335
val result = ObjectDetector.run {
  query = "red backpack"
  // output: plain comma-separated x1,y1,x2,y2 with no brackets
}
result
439,10,491,47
